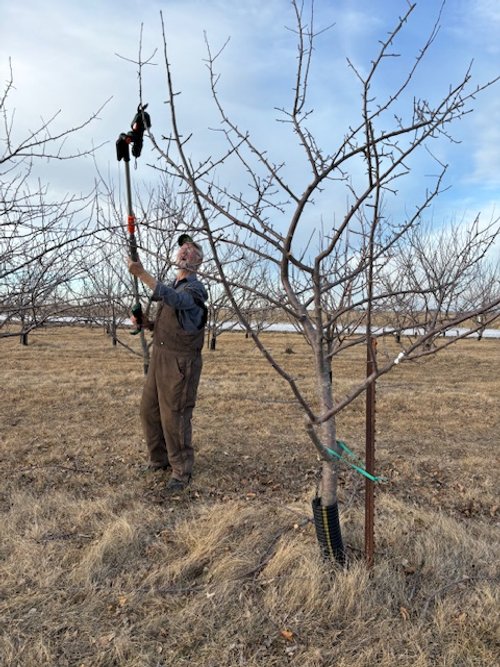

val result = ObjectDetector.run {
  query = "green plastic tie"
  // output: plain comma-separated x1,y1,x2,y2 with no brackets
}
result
324,440,387,483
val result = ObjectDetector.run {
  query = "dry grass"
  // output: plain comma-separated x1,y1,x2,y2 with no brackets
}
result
0,327,499,666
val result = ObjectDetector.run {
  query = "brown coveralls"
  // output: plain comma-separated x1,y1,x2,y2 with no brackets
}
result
140,300,204,483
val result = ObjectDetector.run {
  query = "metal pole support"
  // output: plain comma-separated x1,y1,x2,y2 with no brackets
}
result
365,336,377,567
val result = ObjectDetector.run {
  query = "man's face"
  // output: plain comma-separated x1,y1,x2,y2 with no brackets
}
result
176,243,199,271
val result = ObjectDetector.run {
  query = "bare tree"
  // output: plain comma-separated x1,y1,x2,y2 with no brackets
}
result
0,61,110,340
457,257,500,340
204,276,237,350
0,188,100,343
381,217,499,347
202,246,279,349
141,1,499,561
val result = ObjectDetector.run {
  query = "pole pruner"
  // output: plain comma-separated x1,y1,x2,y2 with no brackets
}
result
116,104,152,335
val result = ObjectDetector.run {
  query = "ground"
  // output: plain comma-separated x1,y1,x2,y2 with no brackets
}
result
0,327,498,666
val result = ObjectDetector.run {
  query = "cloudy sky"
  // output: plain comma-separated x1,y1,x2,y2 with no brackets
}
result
2,0,499,246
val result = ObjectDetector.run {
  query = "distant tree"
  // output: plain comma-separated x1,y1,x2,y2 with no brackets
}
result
458,258,500,340
204,278,237,350
145,1,499,562
0,60,108,342
1,213,98,344
237,264,282,336
202,246,277,349
77,235,131,343
381,217,499,347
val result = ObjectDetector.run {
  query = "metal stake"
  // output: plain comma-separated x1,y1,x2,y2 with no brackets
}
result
365,335,377,567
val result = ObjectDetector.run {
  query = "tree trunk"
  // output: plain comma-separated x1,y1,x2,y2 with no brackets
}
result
319,459,337,506
311,353,346,564
316,356,339,507
111,305,117,346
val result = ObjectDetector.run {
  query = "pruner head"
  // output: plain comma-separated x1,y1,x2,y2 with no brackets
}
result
129,104,152,159
116,132,131,162
132,104,152,133
116,104,152,162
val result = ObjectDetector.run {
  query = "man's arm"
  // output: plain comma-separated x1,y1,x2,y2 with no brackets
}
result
128,258,158,292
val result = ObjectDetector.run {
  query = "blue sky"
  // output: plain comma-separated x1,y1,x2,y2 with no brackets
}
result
1,0,499,251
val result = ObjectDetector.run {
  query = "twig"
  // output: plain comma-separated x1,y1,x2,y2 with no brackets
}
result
420,576,471,618
15,464,92,474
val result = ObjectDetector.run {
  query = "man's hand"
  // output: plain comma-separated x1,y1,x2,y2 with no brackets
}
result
128,257,145,277
131,313,154,331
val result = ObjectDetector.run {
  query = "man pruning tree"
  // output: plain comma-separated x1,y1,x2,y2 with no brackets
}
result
127,234,208,492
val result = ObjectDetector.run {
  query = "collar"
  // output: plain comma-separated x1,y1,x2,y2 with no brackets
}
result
173,274,197,288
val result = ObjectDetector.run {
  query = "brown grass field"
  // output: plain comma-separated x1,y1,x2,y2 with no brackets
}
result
1,327,499,667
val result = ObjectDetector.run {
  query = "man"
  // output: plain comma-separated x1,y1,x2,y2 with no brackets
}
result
127,234,208,491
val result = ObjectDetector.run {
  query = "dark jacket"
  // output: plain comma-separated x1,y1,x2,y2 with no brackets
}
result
152,274,208,333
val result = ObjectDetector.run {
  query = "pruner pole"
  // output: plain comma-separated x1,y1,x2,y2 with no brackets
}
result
123,160,142,337
124,161,139,262
116,104,152,374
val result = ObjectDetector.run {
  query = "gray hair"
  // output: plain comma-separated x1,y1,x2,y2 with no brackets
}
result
190,242,204,267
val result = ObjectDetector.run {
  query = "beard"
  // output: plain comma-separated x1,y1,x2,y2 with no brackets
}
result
176,244,201,272
178,258,197,272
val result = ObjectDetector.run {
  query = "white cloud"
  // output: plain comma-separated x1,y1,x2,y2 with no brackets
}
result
1,0,498,238
468,104,500,187
475,0,500,29
450,0,500,56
